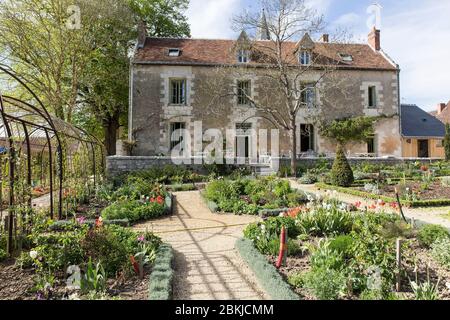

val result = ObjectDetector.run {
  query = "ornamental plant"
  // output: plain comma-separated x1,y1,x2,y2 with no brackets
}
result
330,145,354,187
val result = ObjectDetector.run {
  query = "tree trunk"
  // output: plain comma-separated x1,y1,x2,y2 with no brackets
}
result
103,115,120,156
290,119,297,177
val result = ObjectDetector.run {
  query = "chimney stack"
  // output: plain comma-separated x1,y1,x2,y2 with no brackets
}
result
320,34,329,43
368,27,381,51
137,20,147,49
437,103,447,114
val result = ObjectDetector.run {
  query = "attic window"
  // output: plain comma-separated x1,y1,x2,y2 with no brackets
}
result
237,50,250,63
168,48,181,57
339,53,353,62
299,50,311,66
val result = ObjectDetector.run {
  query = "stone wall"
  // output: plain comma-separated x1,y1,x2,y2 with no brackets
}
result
106,156,438,177
130,64,401,158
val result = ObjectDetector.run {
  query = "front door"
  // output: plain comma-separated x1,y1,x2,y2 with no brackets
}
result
418,139,429,158
236,123,252,159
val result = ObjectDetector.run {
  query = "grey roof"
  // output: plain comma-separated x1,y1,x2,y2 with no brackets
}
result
400,104,445,138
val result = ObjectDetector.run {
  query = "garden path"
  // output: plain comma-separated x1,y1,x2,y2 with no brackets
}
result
133,191,269,300
290,180,450,230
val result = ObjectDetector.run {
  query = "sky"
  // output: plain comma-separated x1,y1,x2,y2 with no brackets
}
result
186,0,450,112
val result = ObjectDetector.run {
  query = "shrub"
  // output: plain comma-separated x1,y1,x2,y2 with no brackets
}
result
330,145,354,187
102,200,166,223
310,240,345,271
329,235,354,259
149,244,174,300
287,272,307,288
298,172,318,185
296,204,354,237
30,225,86,273
81,227,131,276
266,238,302,257
303,267,348,300
0,248,7,262
235,238,299,300
431,237,450,270
418,224,450,248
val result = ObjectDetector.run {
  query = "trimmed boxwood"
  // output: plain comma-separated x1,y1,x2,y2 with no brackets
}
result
235,238,300,300
330,146,354,187
50,219,130,231
316,182,450,208
149,244,174,300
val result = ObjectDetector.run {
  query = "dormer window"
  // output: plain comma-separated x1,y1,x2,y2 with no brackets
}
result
299,50,311,66
168,48,181,57
339,53,353,62
237,50,250,63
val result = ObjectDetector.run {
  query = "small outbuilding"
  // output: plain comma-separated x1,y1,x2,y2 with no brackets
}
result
400,104,445,158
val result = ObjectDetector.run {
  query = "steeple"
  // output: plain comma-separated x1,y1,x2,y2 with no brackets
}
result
256,8,270,40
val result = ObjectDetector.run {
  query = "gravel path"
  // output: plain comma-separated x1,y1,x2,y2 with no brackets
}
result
133,191,269,300
290,180,450,229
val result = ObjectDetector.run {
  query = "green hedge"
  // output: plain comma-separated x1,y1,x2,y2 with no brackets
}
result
200,191,219,213
50,219,130,231
316,183,450,208
149,244,174,300
235,238,300,300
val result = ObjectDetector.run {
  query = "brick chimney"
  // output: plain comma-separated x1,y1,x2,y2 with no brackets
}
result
137,20,147,49
320,34,329,43
368,27,381,51
437,103,447,114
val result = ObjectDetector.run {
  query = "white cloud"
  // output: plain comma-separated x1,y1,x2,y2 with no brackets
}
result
186,0,240,39
333,13,361,28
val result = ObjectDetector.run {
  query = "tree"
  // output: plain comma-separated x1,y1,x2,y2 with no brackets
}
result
320,116,377,186
206,0,348,175
0,0,191,155
76,0,191,155
0,0,95,121
445,124,450,161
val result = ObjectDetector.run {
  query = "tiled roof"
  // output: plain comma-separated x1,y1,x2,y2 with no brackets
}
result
432,101,450,124
401,104,445,138
133,37,398,71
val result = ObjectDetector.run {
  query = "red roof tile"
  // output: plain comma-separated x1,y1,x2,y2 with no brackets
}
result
134,37,398,71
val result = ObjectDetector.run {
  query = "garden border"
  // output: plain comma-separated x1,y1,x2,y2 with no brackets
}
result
316,183,450,208
235,238,300,300
148,244,175,300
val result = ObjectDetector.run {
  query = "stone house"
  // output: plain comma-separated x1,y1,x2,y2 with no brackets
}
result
128,21,402,161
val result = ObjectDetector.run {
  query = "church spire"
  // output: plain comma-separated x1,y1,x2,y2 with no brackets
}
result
256,8,270,40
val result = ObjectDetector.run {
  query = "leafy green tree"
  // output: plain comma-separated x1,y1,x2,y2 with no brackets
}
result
444,124,450,161
77,0,191,155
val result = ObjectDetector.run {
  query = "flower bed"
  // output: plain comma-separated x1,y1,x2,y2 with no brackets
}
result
316,182,450,208
243,197,450,300
99,178,173,223
202,177,308,215
0,214,164,300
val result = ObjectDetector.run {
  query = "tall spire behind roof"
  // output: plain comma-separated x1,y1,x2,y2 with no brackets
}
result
256,8,270,40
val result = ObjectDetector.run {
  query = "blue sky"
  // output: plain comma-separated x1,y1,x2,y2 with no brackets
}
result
186,0,450,112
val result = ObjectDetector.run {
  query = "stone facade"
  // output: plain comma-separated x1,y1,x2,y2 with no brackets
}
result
129,31,402,160
130,64,401,158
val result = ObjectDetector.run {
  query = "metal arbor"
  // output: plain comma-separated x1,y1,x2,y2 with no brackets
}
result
0,66,104,254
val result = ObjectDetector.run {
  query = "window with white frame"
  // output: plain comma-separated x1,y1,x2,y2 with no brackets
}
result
170,79,187,105
299,50,311,65
368,86,377,108
237,50,250,63
301,84,315,107
237,80,251,105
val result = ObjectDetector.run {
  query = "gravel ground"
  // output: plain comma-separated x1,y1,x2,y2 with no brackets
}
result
291,180,450,229
133,191,269,300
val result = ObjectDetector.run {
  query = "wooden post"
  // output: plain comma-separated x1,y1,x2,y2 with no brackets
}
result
396,238,403,292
